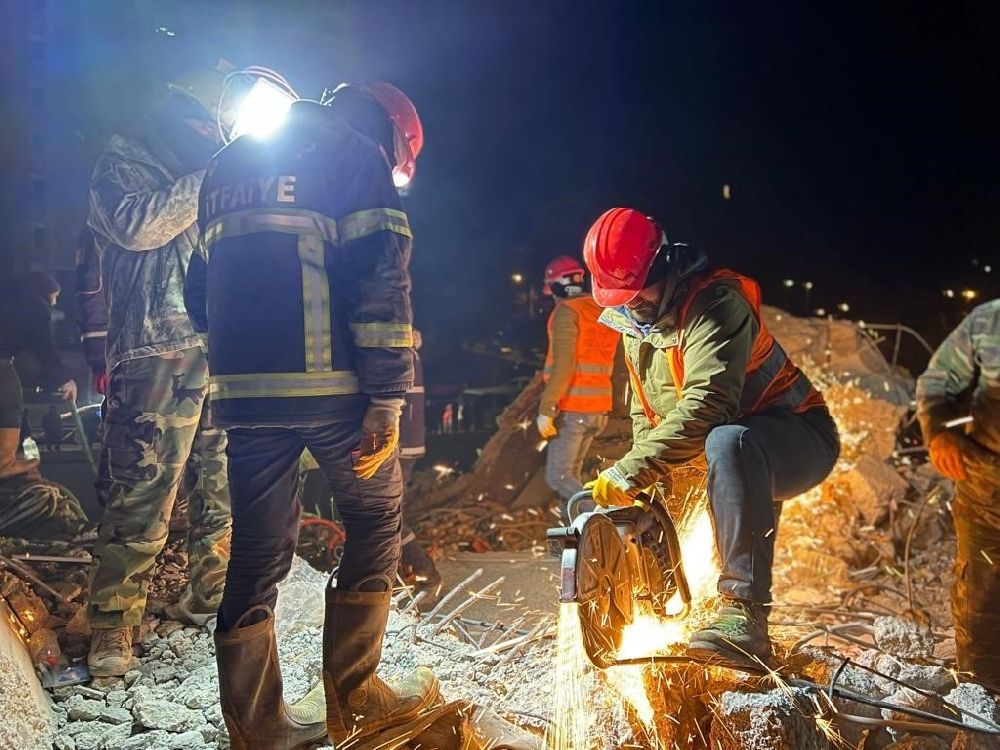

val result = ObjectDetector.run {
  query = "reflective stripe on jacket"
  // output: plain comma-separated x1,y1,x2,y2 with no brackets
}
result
541,295,619,415
185,101,414,428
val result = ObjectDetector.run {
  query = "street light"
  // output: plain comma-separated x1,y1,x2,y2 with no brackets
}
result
837,302,850,313
943,289,955,299
961,289,978,302
782,279,795,288
510,273,524,285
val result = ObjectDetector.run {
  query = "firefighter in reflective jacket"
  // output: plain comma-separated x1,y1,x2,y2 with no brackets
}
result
537,256,619,519
184,83,438,749
582,208,840,669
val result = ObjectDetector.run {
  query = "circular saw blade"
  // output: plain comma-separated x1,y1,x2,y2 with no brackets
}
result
574,513,633,668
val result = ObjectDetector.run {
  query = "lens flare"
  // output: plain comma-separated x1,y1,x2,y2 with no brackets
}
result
231,79,295,139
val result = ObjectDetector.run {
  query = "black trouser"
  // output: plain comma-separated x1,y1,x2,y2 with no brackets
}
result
0,359,23,429
706,406,840,603
218,419,403,632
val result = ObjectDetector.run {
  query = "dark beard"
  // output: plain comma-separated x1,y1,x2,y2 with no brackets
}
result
628,298,660,323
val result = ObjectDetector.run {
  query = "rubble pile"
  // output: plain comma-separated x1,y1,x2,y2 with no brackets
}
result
5,307,999,749
45,557,581,750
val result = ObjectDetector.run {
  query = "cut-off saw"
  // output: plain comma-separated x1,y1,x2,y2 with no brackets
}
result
547,489,692,669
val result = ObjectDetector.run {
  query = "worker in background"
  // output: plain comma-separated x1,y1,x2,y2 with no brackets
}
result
0,271,77,479
185,82,439,748
399,329,442,609
582,208,840,669
84,63,244,676
0,271,89,539
537,256,619,519
916,299,1000,687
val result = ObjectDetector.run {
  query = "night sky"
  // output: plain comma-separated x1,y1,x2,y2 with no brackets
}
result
41,2,1000,378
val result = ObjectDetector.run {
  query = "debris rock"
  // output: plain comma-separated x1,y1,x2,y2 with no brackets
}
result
873,615,935,659
64,719,131,750
132,695,206,733
709,688,832,750
858,652,956,694
841,454,909,524
64,695,105,721
945,683,1000,730
881,687,946,731
98,705,133,725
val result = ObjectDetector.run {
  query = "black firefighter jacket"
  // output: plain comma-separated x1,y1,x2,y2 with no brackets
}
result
184,100,414,429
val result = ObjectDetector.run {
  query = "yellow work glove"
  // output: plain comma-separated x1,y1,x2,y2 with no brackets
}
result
536,414,558,439
353,398,404,480
584,466,636,508
929,432,967,481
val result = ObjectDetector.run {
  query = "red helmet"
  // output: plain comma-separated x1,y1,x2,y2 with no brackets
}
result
357,82,424,188
583,208,663,307
543,255,586,296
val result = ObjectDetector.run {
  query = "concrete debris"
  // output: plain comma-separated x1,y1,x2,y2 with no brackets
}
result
841,453,910,524
945,683,1000,730
856,651,957,694
874,615,936,659
881,687,946,732
709,688,831,750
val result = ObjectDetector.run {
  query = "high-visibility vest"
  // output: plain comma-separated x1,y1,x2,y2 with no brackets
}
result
626,269,825,425
544,295,619,413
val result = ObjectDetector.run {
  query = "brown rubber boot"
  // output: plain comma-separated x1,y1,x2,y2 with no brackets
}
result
214,605,326,750
88,626,135,677
0,428,38,480
323,586,440,747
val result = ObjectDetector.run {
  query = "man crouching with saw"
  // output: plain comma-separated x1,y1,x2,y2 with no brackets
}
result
581,208,840,669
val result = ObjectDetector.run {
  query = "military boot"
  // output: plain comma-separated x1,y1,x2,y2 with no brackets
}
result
323,587,440,747
685,598,772,670
214,605,326,750
88,626,134,677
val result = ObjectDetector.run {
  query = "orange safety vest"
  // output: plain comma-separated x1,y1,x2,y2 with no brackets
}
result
625,269,825,426
544,296,619,413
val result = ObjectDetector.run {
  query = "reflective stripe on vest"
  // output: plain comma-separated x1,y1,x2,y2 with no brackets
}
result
543,296,619,413
669,270,823,415
209,370,360,400
627,270,824,425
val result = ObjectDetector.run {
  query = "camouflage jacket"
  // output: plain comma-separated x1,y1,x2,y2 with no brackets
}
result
917,299,1000,516
917,299,1000,458
87,133,205,371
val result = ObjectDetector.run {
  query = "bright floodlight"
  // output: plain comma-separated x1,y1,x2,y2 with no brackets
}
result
231,79,294,140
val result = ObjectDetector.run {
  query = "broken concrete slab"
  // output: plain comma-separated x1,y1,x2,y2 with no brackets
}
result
945,683,1000,730
874,615,935,659
709,688,832,750
841,454,910,524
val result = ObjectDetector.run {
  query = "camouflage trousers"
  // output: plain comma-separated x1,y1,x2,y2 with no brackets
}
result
88,348,231,628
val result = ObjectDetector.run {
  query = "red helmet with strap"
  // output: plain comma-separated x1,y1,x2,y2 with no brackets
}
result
543,255,586,296
356,82,424,188
583,208,663,307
